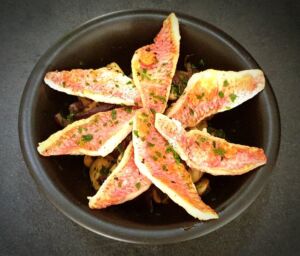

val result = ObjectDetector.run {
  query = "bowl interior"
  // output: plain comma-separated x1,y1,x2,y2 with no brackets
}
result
21,11,278,241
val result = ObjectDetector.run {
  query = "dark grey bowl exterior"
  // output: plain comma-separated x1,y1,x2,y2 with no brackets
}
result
19,10,280,244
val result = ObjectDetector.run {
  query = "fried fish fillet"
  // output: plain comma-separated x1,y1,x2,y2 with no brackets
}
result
88,142,151,209
131,13,180,113
38,107,137,156
132,109,218,220
155,113,267,175
167,69,265,127
44,62,141,106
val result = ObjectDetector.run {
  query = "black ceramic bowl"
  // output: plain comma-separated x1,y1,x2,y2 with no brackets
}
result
19,10,280,244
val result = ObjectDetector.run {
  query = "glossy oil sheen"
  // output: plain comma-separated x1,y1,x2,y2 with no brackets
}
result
19,10,280,244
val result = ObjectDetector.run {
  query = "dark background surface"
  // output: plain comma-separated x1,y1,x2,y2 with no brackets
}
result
1,0,299,255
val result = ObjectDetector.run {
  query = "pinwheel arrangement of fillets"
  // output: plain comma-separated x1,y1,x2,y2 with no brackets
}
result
38,13,267,220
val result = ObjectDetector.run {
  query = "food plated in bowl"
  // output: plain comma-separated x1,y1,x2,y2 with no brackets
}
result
19,10,280,243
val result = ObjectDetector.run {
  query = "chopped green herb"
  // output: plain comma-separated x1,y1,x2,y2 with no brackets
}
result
135,182,141,190
166,145,181,163
223,79,229,87
126,80,132,84
162,165,168,171
78,127,83,133
150,108,156,115
81,134,93,142
93,79,97,83
196,92,205,100
115,84,119,88
147,142,155,147
133,130,139,137
124,107,132,113
155,151,162,158
189,108,195,116
229,93,237,102
218,91,224,98
129,121,133,126
111,109,117,120
213,147,226,157
142,112,148,117
152,156,158,161
141,68,151,80
85,82,90,86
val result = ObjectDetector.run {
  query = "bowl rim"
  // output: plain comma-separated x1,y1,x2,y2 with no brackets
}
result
18,9,281,244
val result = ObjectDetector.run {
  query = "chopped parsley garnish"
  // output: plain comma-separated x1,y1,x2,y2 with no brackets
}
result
150,92,166,103
111,109,117,120
150,108,156,115
115,84,119,88
141,68,151,80
129,121,133,126
147,142,155,147
166,145,181,163
223,79,229,87
126,80,132,84
152,156,158,161
162,165,168,171
189,108,195,116
81,134,93,142
196,92,205,100
135,182,141,190
155,151,162,158
133,130,139,137
124,107,132,113
213,147,226,157
229,93,237,102
78,127,83,133
218,91,224,98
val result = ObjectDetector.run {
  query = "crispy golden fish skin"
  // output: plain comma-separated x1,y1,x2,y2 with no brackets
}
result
88,142,151,209
131,13,180,113
167,69,265,127
132,109,218,220
44,62,141,106
155,113,267,176
37,107,137,157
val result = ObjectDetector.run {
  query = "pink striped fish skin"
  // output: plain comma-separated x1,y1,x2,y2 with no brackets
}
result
88,142,151,209
167,69,265,128
37,107,138,157
132,109,218,220
44,63,141,106
155,113,267,176
131,13,180,113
